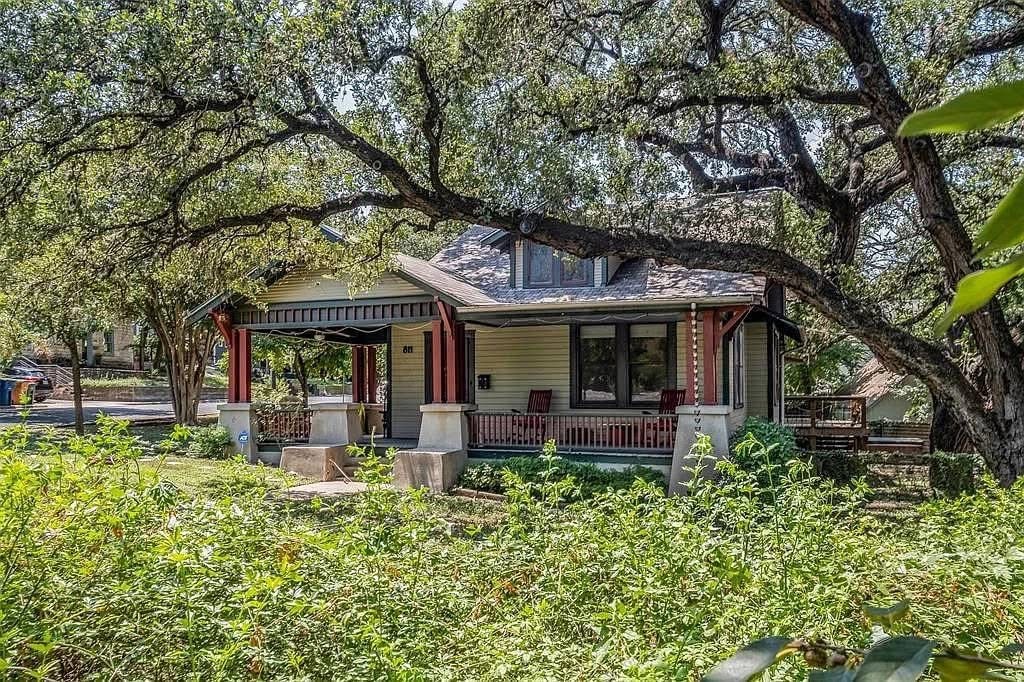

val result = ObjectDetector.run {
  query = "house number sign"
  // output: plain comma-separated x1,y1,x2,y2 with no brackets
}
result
402,345,414,354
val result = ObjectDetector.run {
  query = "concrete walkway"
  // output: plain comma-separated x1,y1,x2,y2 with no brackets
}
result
0,400,220,427
278,480,371,500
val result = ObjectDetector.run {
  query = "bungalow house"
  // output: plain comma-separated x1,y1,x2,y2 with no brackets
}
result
192,225,802,492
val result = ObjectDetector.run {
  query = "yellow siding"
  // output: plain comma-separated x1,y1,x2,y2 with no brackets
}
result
470,325,572,411
256,268,424,304
675,317,708,403
390,324,428,439
744,322,770,419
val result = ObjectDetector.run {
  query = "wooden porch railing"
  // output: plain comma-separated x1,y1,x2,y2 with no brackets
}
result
255,405,312,444
784,395,868,451
468,413,678,452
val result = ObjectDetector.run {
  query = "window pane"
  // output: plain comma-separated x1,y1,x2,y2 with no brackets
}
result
630,324,668,403
527,243,554,285
579,325,616,402
559,253,589,286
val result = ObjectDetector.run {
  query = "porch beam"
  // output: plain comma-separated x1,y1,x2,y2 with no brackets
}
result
702,310,720,405
719,305,753,339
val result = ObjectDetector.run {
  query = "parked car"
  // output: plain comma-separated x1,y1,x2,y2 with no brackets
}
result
6,367,53,402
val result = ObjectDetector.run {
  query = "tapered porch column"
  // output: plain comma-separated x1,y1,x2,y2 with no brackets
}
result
431,299,466,403
211,311,251,403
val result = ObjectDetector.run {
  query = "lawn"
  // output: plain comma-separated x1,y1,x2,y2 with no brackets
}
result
1,421,1022,680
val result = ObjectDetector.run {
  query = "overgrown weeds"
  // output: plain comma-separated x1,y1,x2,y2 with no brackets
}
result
0,422,1021,680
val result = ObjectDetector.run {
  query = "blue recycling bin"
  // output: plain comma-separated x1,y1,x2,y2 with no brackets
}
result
0,379,12,407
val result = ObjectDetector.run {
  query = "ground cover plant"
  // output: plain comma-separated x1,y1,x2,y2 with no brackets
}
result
457,440,666,499
1,421,1022,680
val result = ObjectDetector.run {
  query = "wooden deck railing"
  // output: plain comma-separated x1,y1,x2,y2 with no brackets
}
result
468,413,677,452
254,405,312,444
784,395,868,451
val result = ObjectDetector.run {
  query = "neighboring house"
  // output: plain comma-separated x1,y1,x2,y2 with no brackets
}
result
841,357,925,422
192,224,803,486
23,325,138,370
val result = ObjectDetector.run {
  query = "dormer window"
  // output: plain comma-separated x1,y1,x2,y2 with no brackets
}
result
524,242,594,288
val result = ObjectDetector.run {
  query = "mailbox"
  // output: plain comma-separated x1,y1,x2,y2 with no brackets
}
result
477,374,491,390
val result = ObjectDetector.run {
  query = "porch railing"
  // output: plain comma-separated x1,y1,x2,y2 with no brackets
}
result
254,405,312,444
784,395,868,451
468,413,678,453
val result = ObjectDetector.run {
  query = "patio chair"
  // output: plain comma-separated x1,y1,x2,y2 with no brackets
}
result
511,389,552,445
643,388,686,449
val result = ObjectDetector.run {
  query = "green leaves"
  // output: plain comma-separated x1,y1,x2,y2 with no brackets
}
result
703,637,798,682
899,80,1024,333
973,176,1024,260
898,80,1024,135
863,601,911,629
934,254,1024,333
855,637,936,682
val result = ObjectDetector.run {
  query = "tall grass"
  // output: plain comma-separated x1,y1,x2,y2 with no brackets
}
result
1,423,1021,680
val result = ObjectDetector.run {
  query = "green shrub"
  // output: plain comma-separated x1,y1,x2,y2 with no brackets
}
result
160,423,233,459
1,422,1022,679
811,451,870,486
929,451,981,497
457,441,665,499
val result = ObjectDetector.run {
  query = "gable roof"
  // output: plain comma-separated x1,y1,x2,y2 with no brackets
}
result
430,225,766,307
841,357,917,406
187,223,770,323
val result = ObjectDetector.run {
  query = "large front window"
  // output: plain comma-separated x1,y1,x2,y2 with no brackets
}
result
572,323,675,408
525,242,594,288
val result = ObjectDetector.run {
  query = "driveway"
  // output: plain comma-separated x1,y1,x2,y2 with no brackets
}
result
0,400,221,427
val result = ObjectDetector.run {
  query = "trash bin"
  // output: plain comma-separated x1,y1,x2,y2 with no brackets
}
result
11,380,33,405
0,379,11,406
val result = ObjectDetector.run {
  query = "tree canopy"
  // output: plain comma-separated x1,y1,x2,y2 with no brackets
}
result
1,0,1023,479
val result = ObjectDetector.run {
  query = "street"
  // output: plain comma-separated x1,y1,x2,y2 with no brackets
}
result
0,399,221,427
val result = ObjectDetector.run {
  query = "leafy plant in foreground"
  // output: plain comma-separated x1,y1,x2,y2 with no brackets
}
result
706,600,1024,682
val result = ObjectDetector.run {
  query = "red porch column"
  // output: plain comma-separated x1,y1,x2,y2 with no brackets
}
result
235,328,252,403
702,309,720,405
432,299,466,403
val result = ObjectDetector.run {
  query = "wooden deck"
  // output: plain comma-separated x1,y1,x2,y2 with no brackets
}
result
785,396,929,454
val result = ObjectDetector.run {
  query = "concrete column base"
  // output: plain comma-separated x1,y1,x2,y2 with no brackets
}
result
392,403,476,492
309,402,364,445
218,403,257,463
393,449,467,492
416,403,475,451
363,403,385,439
669,405,732,495
280,445,348,481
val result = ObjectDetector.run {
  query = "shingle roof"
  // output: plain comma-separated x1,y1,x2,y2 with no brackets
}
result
393,253,497,306
429,225,765,306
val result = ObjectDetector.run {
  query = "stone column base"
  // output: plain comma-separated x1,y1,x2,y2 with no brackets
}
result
393,449,467,492
218,403,256,463
669,405,732,495
416,403,475,451
309,402,365,445
280,445,348,481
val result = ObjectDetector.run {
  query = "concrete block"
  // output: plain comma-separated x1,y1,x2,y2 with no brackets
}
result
669,405,732,495
218,403,256,463
392,449,467,492
309,402,364,445
280,444,348,481
417,403,475,451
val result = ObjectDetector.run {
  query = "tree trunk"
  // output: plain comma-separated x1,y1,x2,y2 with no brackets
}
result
65,338,85,435
146,300,215,426
293,349,310,407
930,393,975,454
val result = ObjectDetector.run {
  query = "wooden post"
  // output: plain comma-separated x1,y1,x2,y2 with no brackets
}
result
236,328,252,403
352,346,365,403
702,310,720,405
431,319,444,402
